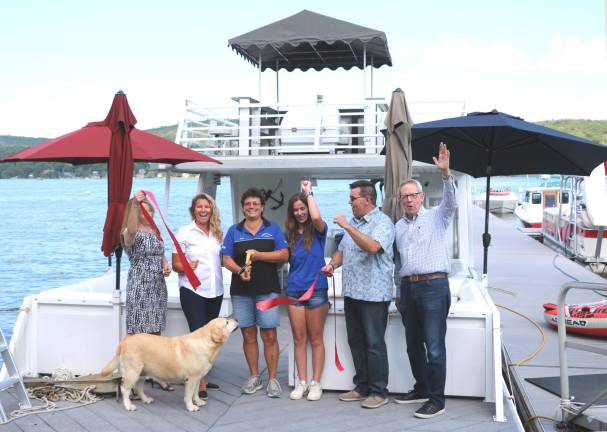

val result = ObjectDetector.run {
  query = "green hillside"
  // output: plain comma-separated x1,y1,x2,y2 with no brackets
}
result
538,119,607,145
1,120,605,179
146,124,178,141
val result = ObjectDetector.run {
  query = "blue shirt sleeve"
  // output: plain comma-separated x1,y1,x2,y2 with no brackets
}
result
272,222,289,250
371,214,396,254
221,225,235,257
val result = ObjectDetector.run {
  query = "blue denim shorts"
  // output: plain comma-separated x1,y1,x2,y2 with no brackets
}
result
231,293,280,328
286,289,330,309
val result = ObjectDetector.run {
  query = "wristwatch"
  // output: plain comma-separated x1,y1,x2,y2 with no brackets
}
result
304,191,314,198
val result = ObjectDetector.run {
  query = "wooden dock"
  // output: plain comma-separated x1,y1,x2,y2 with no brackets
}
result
471,207,607,431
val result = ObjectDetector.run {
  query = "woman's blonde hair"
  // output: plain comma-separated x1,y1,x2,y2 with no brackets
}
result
120,197,154,247
285,193,313,251
189,193,223,242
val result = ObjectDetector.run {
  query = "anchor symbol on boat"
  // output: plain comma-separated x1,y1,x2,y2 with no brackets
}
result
261,179,284,210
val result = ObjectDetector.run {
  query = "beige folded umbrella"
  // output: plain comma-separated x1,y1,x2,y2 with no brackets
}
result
382,88,413,222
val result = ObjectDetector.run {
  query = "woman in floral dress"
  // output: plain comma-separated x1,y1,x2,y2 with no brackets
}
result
121,190,171,335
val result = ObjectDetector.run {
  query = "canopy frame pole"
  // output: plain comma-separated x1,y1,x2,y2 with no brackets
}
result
276,60,279,103
370,56,374,98
258,53,262,101
363,45,367,100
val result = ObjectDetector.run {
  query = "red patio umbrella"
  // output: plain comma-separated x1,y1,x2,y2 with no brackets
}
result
1,91,220,289
95,92,136,257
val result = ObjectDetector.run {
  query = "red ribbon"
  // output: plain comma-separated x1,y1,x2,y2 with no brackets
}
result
256,273,317,311
255,271,344,372
138,190,201,290
331,275,344,372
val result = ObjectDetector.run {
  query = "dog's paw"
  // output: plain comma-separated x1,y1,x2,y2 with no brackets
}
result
186,404,200,412
124,402,137,411
141,396,155,404
194,399,207,407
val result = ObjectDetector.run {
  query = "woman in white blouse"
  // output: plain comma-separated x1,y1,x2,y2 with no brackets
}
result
172,193,224,399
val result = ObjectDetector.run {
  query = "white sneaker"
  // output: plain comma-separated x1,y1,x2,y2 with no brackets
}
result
306,380,323,401
289,380,308,400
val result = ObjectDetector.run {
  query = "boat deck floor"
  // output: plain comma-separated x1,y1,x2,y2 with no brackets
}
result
1,316,512,430
472,207,607,431
1,323,512,432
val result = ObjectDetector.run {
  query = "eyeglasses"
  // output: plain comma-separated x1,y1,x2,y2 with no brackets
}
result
348,195,365,203
399,192,422,201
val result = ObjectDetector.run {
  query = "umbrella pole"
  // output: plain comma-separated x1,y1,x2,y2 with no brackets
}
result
482,153,493,276
112,245,123,344
115,246,122,290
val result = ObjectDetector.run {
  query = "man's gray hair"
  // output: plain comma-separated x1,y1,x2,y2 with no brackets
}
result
399,179,423,193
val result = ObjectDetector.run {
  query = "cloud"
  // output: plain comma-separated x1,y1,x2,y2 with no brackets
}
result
398,33,607,75
390,34,606,121
415,39,532,72
537,34,607,74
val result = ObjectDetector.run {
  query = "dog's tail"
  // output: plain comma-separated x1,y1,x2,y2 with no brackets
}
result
100,345,121,376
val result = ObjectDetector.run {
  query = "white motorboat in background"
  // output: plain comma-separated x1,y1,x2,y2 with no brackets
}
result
474,188,518,214
543,163,607,270
514,187,571,239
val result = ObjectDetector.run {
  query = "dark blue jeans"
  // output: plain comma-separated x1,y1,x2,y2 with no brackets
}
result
400,278,450,408
344,296,390,396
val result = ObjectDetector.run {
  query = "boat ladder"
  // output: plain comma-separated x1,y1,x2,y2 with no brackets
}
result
0,328,31,423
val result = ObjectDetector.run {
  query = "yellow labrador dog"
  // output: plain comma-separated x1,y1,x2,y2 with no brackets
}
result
101,317,238,412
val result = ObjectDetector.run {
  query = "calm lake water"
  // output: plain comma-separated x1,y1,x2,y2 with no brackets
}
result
0,175,550,342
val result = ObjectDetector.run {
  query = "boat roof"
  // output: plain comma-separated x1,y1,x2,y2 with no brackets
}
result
228,10,392,72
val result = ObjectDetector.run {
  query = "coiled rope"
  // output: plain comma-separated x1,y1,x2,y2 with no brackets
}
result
3,369,103,424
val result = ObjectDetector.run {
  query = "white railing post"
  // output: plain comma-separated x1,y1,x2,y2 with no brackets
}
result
234,97,256,156
364,100,376,154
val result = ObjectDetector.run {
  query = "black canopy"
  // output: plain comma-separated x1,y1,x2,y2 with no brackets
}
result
228,10,392,71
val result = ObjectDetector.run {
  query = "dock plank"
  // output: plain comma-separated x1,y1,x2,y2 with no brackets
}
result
61,404,120,432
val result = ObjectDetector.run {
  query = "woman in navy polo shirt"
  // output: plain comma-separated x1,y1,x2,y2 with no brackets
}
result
222,188,289,398
284,179,329,401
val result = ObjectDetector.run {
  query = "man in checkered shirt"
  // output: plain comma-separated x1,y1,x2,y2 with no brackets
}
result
393,142,457,419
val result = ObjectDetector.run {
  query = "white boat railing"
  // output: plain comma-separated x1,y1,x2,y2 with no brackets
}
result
175,98,466,157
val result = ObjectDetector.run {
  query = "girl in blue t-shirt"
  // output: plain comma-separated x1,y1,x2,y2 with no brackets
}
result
284,179,329,401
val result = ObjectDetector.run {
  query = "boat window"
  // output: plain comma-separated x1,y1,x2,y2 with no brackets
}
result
532,193,541,204
561,192,569,204
545,195,557,208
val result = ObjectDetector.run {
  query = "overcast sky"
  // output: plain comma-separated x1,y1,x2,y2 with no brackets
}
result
1,0,605,137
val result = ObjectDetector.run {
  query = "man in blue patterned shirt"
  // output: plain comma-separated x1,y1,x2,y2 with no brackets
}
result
393,142,457,419
321,180,395,409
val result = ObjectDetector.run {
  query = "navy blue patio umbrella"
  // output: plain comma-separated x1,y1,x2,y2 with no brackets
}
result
411,110,607,277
